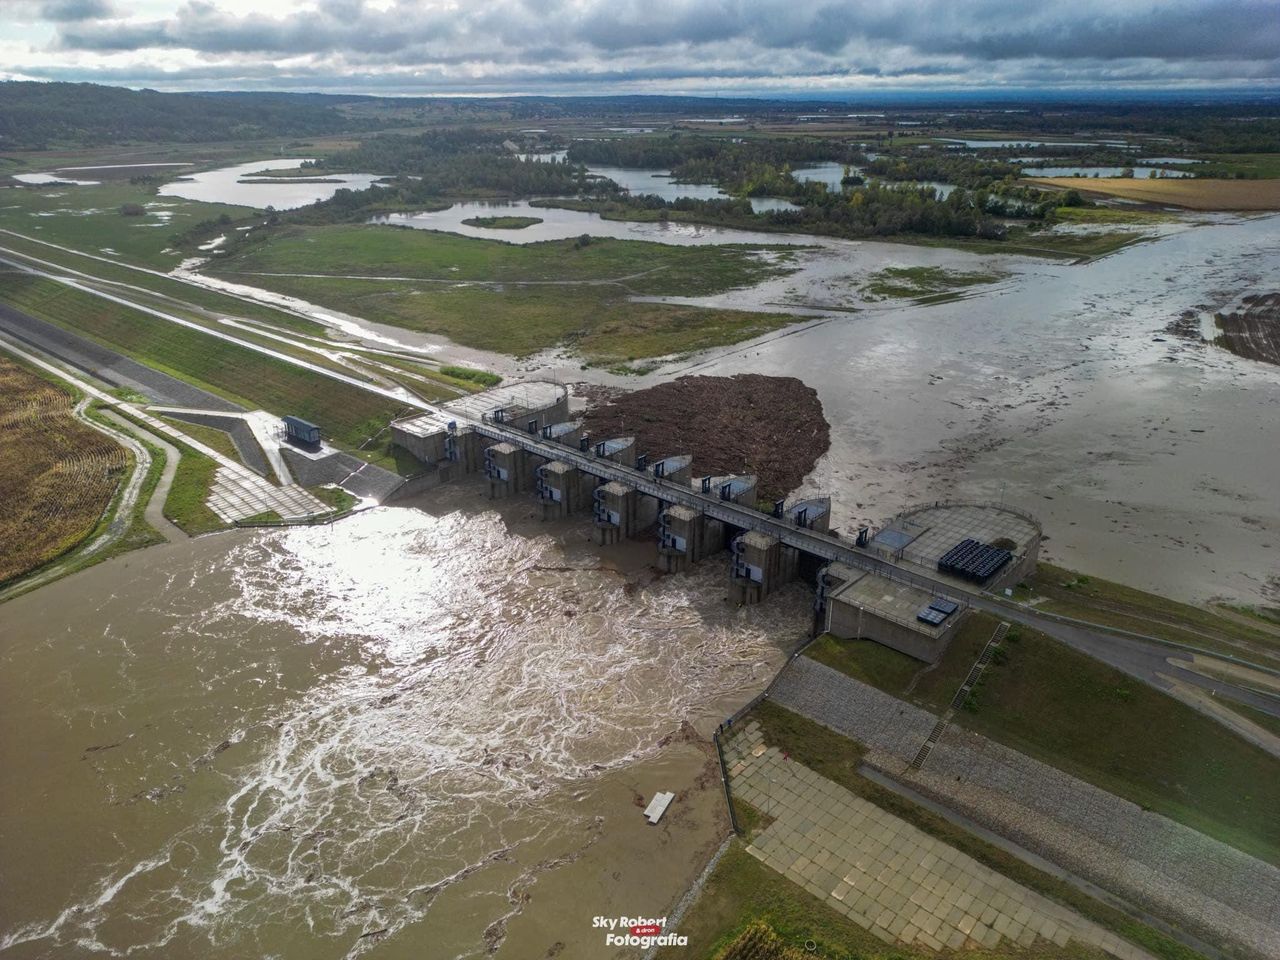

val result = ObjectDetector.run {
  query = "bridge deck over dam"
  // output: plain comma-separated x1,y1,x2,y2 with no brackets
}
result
469,419,955,594
391,381,1040,663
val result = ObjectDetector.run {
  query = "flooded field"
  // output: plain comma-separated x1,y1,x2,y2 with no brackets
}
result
371,201,820,246
648,214,1280,605
1022,166,1192,178
158,159,385,210
0,487,809,959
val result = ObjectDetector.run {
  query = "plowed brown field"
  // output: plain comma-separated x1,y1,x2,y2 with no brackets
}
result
0,356,128,584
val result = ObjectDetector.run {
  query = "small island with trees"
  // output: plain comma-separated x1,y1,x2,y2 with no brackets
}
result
460,215,544,230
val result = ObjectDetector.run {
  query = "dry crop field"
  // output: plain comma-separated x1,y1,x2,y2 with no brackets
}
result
1027,176,1280,211
0,356,128,584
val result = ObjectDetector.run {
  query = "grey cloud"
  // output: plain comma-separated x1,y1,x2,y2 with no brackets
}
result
37,0,114,20
34,0,1280,92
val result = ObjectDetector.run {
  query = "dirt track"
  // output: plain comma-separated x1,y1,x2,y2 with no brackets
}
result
1217,293,1280,365
580,374,830,500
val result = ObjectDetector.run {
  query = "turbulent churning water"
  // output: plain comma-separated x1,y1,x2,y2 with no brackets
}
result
0,495,808,959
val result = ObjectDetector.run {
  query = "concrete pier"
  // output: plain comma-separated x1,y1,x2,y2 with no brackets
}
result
783,496,831,532
541,420,584,448
658,504,726,573
484,442,531,498
702,474,757,505
729,530,799,605
593,480,638,545
537,460,592,519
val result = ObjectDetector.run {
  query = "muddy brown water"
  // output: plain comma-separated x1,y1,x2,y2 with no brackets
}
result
628,213,1280,605
0,483,809,958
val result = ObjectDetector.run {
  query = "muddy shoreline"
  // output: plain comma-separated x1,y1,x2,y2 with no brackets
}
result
1216,293,1280,366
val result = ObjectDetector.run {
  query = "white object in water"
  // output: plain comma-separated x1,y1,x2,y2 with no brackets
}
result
644,791,675,825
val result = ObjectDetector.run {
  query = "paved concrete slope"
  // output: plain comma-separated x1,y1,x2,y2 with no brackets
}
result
726,722,1154,959
770,657,1280,959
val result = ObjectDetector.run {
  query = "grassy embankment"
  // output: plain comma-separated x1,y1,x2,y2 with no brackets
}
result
0,273,411,468
158,415,247,466
1012,562,1280,666
1049,207,1179,226
806,610,1280,867
0,192,499,396
205,224,805,369
102,405,229,535
163,441,224,534
860,265,1002,302
459,215,543,229
662,700,1204,960
0,355,129,585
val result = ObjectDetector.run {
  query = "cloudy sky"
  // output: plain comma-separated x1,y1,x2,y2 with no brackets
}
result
2,0,1277,95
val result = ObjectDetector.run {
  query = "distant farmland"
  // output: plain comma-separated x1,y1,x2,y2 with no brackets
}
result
0,355,127,584
1027,177,1280,211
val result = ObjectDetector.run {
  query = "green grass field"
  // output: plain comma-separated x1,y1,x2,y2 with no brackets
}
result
0,274,407,452
163,441,226,535
1189,153,1280,179
209,271,801,365
209,223,794,294
1051,206,1178,225
459,215,542,229
196,224,808,365
860,265,1002,300
0,181,250,269
808,614,1280,866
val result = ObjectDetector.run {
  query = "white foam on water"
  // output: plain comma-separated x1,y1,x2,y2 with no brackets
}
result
12,506,803,957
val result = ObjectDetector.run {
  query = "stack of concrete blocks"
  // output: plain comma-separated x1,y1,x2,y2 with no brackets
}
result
729,530,799,605
484,442,532,499
537,460,593,520
593,480,638,546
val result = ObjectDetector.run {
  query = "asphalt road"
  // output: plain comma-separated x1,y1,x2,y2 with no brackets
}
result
970,597,1280,720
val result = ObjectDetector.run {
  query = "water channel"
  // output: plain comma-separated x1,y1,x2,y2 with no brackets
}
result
0,490,809,959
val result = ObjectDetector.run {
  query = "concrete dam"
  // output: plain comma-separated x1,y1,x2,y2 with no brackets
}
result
391,381,1041,664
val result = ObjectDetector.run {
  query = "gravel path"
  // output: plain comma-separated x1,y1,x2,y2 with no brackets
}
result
770,656,1280,959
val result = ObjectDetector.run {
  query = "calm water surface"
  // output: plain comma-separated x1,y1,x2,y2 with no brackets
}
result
158,159,385,210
